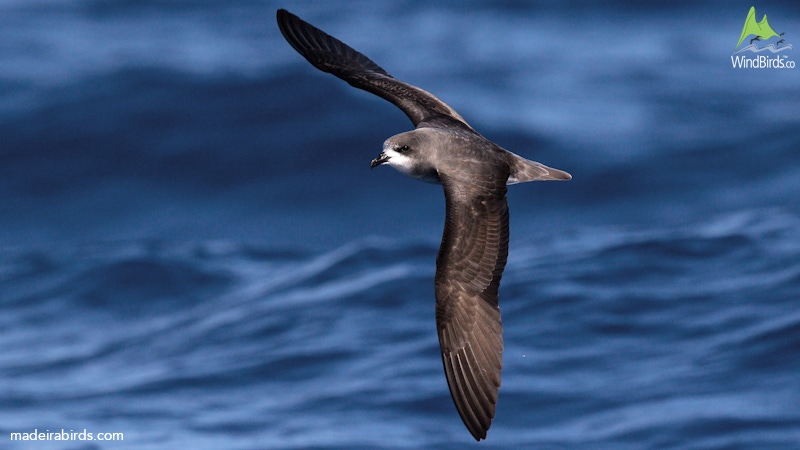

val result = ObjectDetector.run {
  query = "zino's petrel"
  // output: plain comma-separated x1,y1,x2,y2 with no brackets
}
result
277,9,571,441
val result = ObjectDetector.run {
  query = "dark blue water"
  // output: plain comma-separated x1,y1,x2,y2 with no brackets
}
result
2,1,799,448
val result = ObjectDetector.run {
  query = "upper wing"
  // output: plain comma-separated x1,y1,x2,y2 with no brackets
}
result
435,170,508,441
276,9,475,132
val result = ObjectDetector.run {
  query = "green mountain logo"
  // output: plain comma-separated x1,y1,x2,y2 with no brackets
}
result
735,6,780,49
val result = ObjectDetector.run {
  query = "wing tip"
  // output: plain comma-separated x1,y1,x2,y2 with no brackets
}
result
276,8,295,30
276,8,391,79
276,8,307,55
441,349,500,441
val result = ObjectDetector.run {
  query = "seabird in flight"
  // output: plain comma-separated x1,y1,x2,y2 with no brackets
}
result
276,9,571,441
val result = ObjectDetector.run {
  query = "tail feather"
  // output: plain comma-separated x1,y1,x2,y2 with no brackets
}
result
507,152,571,184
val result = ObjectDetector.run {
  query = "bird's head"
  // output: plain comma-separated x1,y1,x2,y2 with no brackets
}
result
370,130,441,183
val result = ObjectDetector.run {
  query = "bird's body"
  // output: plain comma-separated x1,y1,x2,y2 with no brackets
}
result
276,9,570,440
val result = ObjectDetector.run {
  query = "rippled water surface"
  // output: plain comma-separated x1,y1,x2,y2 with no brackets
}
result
2,1,799,448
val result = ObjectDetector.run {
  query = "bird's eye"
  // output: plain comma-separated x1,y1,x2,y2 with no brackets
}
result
397,145,410,153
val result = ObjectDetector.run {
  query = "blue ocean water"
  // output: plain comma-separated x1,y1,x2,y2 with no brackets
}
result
1,0,799,448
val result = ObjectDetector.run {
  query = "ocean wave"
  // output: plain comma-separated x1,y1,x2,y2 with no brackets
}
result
2,208,799,447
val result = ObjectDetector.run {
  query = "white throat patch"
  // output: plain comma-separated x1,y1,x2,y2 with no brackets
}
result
383,148,416,175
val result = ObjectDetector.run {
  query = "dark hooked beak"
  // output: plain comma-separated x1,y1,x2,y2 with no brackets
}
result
370,151,389,169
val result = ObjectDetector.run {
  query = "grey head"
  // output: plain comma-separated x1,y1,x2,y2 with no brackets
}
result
371,129,443,183
277,8,571,441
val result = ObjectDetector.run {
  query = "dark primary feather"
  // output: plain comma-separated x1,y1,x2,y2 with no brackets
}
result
435,169,508,440
276,9,475,132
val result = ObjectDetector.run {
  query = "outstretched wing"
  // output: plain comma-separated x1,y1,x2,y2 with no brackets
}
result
276,9,474,132
435,170,508,441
